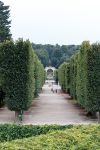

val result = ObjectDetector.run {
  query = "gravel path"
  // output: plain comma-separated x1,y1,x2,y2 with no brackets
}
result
23,84,97,125
0,83,97,124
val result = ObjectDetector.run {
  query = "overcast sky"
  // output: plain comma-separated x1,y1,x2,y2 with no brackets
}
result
2,0,100,45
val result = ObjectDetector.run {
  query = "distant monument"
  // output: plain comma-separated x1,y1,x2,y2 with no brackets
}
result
45,67,56,80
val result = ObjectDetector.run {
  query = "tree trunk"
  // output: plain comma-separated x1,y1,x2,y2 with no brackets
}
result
15,111,19,123
15,110,23,124
98,112,100,124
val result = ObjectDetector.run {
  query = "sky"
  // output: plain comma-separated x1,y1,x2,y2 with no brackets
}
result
2,0,100,45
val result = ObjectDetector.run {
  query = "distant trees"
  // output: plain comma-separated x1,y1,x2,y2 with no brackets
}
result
34,49,49,67
32,43,79,68
0,1,11,42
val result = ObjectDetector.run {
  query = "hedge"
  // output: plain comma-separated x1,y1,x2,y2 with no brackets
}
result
58,62,67,92
0,40,35,113
0,124,71,142
0,40,44,120
85,43,100,112
58,62,70,93
65,63,70,93
58,41,100,121
76,42,90,107
54,69,58,84
34,54,45,97
0,125,99,149
70,55,77,98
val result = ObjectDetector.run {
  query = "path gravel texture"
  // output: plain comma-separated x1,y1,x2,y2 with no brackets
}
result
23,84,97,125
0,83,97,124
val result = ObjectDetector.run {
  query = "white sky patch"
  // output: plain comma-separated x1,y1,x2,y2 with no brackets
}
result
2,0,100,45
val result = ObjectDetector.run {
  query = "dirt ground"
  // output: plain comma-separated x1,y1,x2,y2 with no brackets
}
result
0,83,97,124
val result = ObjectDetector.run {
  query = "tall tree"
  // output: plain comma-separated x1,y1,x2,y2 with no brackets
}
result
0,1,11,42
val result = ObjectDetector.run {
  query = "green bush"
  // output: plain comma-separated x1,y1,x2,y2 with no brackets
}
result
0,124,72,142
76,42,100,115
76,41,90,107
58,62,70,93
70,55,77,98
0,41,15,107
54,69,58,84
34,54,45,97
58,62,67,92
58,41,100,118
65,63,70,93
0,40,35,113
0,39,45,120
0,125,99,150
84,43,100,113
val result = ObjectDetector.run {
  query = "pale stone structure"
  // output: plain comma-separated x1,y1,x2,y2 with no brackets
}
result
45,66,56,79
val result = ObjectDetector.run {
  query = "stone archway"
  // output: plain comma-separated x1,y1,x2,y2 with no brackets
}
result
45,67,56,80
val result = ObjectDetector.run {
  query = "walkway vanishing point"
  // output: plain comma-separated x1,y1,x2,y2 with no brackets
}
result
0,82,97,124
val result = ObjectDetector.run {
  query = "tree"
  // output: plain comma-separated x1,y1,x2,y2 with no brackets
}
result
0,1,11,42
34,49,49,67
32,43,78,68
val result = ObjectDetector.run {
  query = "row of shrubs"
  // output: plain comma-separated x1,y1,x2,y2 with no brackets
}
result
58,41,100,120
0,124,99,149
0,124,70,142
0,39,45,119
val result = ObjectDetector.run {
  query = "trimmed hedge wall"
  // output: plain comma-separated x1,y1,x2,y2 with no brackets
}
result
85,43,100,112
0,124,69,142
58,62,70,93
58,41,100,118
34,54,44,97
54,69,58,84
58,62,67,92
0,40,35,112
0,40,44,118
76,42,90,107
65,63,70,93
0,125,99,150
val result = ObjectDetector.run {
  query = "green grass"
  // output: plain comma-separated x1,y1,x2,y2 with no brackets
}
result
0,124,99,150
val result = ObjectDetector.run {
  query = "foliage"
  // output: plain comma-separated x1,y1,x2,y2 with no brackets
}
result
34,49,49,67
32,43,79,68
0,40,44,116
34,54,45,97
65,63,70,93
58,62,70,93
70,54,78,99
58,62,67,92
0,87,5,107
0,40,35,112
58,41,100,116
76,41,90,107
54,69,58,84
0,124,71,142
85,43,100,112
0,125,99,149
0,1,11,42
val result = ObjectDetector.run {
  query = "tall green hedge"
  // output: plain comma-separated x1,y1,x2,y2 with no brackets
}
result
65,63,70,93
58,41,100,120
34,54,44,97
0,39,44,120
58,62,70,93
54,69,58,84
70,55,76,98
58,62,67,92
76,41,90,107
85,43,100,113
0,40,35,112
